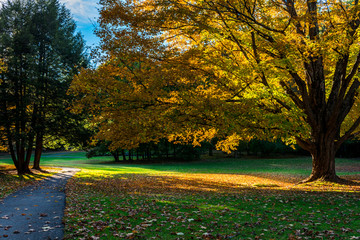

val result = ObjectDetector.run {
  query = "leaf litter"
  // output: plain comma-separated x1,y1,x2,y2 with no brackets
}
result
64,169,360,239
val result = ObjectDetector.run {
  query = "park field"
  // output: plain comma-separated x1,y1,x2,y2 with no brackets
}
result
1,152,360,239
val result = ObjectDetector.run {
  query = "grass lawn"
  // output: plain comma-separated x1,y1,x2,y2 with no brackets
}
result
1,152,360,239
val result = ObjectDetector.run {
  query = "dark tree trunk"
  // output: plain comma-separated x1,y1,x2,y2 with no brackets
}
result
297,131,340,182
209,145,213,156
8,141,18,170
306,139,338,182
16,147,31,175
121,149,127,161
112,150,120,162
146,147,151,160
17,162,31,175
33,134,43,170
165,141,169,158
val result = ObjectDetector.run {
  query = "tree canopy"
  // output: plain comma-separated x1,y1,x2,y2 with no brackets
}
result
71,0,360,182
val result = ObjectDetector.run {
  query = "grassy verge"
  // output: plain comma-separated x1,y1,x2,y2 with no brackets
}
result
0,164,59,199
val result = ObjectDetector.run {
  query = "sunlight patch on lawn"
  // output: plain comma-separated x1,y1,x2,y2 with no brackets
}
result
64,168,360,239
70,168,360,193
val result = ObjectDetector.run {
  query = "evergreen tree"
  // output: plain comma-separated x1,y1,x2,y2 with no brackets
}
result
0,0,88,174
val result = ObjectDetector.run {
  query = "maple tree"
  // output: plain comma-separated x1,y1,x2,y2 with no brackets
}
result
71,0,360,182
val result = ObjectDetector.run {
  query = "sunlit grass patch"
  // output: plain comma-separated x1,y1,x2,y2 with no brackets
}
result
0,164,59,199
293,176,360,193
64,169,360,239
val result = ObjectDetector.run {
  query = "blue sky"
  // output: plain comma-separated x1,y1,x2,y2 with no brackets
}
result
59,0,100,48
0,0,101,48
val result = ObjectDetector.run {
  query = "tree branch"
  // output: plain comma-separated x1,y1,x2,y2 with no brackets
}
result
345,51,360,83
336,116,360,150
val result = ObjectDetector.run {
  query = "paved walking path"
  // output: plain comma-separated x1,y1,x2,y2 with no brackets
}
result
0,167,79,240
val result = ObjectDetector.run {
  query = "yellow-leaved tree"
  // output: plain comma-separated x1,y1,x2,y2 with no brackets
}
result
71,0,360,182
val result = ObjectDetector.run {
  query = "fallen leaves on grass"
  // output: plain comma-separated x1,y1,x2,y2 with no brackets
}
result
0,165,59,199
64,170,360,239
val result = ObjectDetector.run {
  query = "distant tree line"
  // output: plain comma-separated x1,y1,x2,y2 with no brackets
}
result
86,139,205,163
85,138,360,163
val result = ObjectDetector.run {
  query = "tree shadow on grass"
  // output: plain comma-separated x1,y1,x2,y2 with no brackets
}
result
0,165,53,181
76,172,360,196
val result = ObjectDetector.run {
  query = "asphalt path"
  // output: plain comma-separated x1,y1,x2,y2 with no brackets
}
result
0,167,79,240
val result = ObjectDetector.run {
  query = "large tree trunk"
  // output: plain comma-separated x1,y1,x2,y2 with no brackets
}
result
308,147,337,182
299,134,340,182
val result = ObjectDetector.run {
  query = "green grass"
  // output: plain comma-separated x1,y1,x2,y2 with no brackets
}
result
83,194,358,239
2,151,359,177
0,151,343,172
1,151,360,239
64,169,360,240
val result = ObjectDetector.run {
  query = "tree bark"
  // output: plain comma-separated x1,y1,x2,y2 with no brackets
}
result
33,134,43,170
16,147,31,175
299,135,339,182
121,149,127,161
112,150,120,162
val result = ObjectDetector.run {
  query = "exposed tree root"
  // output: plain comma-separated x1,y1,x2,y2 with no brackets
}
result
298,174,360,186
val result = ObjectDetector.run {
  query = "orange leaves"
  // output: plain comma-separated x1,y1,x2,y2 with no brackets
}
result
71,0,360,157
66,168,360,197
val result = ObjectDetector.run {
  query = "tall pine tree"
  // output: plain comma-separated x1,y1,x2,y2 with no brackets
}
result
0,0,88,174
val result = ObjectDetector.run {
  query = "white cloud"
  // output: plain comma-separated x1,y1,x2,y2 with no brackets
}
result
59,0,99,23
0,0,100,46
0,0,99,23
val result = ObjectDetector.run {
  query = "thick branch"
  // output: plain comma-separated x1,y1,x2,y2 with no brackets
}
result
282,0,305,35
307,0,320,40
296,136,314,152
336,116,360,150
345,51,360,83
280,80,304,109
337,78,360,125
327,55,349,115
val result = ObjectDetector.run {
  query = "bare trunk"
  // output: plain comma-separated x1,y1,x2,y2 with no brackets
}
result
121,149,127,161
33,134,43,170
307,148,337,182
301,136,339,182
111,150,120,162
16,147,31,175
